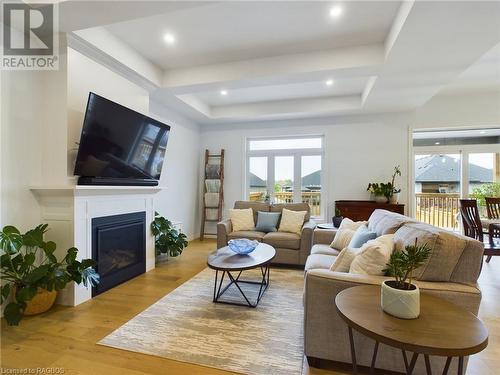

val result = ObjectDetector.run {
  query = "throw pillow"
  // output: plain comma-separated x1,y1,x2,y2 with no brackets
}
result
255,211,281,233
330,228,356,250
229,208,255,232
338,218,368,231
349,234,395,276
330,247,359,272
278,208,307,235
348,225,377,248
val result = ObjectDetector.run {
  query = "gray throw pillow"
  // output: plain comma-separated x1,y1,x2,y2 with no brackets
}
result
255,211,281,233
348,225,377,248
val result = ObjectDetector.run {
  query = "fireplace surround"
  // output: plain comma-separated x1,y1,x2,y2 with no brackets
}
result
31,185,159,305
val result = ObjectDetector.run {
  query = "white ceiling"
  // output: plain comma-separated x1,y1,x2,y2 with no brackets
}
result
441,42,500,94
66,0,500,125
189,76,370,106
105,1,401,69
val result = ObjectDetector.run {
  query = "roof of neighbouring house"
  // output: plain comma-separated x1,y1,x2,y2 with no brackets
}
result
301,170,320,186
415,155,493,183
250,173,266,187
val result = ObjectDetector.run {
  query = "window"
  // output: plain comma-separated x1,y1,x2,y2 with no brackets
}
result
412,128,500,231
246,136,324,218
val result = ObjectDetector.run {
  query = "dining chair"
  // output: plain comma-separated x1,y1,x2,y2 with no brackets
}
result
459,199,483,242
485,197,500,219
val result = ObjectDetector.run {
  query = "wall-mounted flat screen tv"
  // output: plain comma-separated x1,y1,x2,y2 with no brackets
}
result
74,93,170,186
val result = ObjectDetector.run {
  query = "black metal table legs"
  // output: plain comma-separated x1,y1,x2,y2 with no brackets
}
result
212,265,270,307
346,327,466,375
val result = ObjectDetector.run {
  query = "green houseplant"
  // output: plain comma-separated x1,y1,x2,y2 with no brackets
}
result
381,239,432,319
390,165,402,204
151,212,188,258
367,182,393,203
0,224,99,325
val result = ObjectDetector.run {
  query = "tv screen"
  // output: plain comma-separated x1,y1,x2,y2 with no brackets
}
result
74,93,170,181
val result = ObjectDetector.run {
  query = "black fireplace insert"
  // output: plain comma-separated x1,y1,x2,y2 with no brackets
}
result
91,211,146,296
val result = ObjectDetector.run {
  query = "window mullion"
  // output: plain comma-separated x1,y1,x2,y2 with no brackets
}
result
268,155,275,202
293,153,301,203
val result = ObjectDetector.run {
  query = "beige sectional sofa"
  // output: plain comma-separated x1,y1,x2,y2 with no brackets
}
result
304,209,484,374
217,201,316,265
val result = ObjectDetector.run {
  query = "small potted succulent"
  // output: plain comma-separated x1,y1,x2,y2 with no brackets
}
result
0,224,99,325
332,206,343,228
381,239,432,319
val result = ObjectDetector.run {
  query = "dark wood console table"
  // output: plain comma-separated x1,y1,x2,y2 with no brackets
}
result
335,200,405,221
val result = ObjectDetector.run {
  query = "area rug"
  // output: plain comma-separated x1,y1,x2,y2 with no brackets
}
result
99,267,305,375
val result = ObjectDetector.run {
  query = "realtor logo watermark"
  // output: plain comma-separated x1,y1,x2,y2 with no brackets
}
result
1,2,59,70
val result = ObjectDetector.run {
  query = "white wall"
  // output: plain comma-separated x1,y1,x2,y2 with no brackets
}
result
149,100,201,239
414,90,500,129
200,113,412,221
67,47,201,239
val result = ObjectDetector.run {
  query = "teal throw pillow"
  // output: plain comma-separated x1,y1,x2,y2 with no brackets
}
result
348,225,377,248
255,211,281,233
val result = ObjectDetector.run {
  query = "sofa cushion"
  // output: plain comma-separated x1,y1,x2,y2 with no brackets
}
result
393,222,467,282
234,201,270,224
255,211,281,232
228,230,266,242
263,231,301,250
349,234,394,276
311,244,340,256
348,225,377,248
305,254,337,271
330,228,356,250
278,208,307,235
229,208,255,232
368,209,413,236
271,202,311,222
330,247,359,272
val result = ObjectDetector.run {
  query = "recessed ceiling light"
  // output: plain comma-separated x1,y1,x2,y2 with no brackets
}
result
435,142,440,145
326,79,334,86
220,90,228,96
329,5,343,18
163,33,176,45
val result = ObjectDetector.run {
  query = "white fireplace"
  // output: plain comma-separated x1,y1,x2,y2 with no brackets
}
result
31,185,160,306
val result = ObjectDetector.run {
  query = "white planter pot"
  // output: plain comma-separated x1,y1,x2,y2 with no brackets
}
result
374,195,388,203
389,193,399,204
381,280,420,319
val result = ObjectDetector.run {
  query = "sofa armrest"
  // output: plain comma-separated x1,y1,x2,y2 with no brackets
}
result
299,219,316,264
217,219,232,249
313,228,337,245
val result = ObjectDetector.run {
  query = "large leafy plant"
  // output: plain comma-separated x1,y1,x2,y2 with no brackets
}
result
151,212,188,257
383,239,432,290
0,224,99,325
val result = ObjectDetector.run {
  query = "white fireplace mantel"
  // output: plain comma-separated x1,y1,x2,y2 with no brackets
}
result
30,185,161,306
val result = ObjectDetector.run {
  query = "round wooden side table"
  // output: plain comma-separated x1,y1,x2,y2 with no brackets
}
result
335,285,488,375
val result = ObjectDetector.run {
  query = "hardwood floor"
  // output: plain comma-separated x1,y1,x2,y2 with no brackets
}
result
1,239,499,374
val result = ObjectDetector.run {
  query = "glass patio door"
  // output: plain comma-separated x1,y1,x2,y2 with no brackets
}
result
414,153,461,230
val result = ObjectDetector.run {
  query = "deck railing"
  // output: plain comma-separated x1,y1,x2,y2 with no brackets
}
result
415,193,460,230
249,191,321,217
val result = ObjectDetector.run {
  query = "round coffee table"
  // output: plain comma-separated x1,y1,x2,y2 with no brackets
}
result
207,243,276,307
335,285,488,375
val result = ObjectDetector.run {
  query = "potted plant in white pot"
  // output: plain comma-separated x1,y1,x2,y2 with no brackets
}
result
367,183,392,203
381,239,432,319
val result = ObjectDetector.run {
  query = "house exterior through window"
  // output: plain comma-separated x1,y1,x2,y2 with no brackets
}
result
246,136,324,219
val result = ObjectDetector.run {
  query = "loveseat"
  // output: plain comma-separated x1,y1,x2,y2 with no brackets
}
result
304,209,484,374
217,201,316,265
